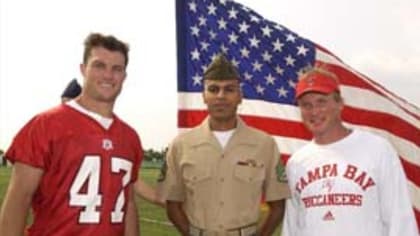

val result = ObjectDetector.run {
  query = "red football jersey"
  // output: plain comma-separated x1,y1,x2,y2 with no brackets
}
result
6,104,143,236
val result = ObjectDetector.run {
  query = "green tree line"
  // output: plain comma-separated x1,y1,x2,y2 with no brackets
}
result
142,148,167,162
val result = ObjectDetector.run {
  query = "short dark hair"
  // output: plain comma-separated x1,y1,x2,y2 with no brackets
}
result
83,33,130,67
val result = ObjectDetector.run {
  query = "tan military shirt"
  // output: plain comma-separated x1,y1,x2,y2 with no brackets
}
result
159,117,289,231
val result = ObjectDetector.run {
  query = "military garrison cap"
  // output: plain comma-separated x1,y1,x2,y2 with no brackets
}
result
61,78,82,99
203,54,240,81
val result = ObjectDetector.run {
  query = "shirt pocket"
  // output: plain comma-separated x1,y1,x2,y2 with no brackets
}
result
182,162,212,189
234,163,265,183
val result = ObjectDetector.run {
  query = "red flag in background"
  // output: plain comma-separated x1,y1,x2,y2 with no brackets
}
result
175,0,420,230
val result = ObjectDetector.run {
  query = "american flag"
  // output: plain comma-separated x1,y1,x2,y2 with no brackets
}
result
175,0,420,229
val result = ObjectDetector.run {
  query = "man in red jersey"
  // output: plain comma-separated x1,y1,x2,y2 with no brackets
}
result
60,78,165,208
0,33,142,236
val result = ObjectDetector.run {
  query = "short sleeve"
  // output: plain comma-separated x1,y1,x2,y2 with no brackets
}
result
264,137,290,201
157,138,186,202
6,115,51,169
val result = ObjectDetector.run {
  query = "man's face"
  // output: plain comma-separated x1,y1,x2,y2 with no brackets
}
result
80,47,126,104
297,92,343,138
203,79,242,122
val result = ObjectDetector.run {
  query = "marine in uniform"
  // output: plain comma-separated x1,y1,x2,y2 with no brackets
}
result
159,54,290,236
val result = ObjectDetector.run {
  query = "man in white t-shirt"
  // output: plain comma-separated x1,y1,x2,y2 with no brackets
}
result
282,67,418,236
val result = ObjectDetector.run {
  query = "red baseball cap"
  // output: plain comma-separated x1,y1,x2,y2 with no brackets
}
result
295,71,339,99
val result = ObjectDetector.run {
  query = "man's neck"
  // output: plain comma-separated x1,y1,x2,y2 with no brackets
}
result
314,125,351,145
75,96,114,118
209,117,237,131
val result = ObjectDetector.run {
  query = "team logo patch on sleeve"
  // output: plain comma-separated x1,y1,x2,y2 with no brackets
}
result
157,160,168,182
276,162,287,183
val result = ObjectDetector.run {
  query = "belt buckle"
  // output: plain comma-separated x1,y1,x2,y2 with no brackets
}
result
228,223,257,236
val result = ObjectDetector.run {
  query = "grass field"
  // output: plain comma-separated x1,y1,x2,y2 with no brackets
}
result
135,167,180,235
0,166,281,235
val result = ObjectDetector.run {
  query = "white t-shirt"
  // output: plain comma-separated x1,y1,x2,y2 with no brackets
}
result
282,129,418,236
66,100,113,130
213,129,235,149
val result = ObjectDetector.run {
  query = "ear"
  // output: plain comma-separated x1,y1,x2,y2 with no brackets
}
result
202,90,208,105
338,97,344,110
122,71,127,82
79,63,86,77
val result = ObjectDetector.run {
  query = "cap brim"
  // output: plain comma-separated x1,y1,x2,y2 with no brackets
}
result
296,86,337,99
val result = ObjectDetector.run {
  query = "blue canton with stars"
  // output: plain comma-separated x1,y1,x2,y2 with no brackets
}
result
177,0,316,105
